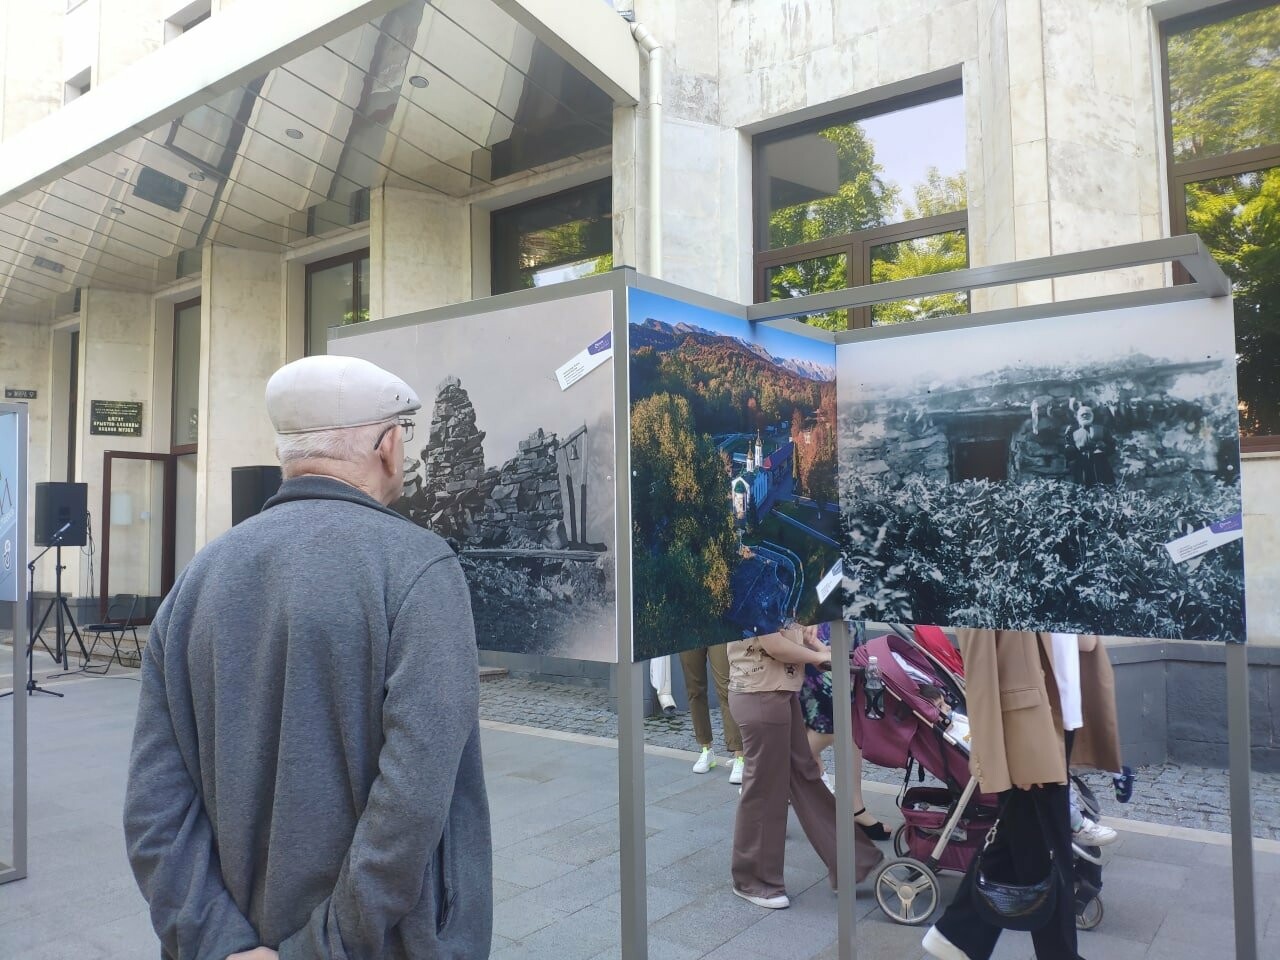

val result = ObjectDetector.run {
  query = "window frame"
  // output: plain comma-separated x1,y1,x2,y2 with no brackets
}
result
753,210,969,330
490,179,613,296
304,247,370,357
1160,0,1280,451
751,81,968,331
170,296,201,456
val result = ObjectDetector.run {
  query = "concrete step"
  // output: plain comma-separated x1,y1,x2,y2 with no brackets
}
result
480,665,509,681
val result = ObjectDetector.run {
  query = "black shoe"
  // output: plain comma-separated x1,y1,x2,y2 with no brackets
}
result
854,808,891,842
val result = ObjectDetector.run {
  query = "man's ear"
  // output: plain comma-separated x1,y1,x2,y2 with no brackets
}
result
375,429,397,475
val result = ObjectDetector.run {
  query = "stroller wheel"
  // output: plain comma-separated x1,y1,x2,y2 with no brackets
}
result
874,857,941,926
892,823,911,858
1075,896,1104,931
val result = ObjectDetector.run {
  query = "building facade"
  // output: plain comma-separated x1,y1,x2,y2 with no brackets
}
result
0,0,1276,650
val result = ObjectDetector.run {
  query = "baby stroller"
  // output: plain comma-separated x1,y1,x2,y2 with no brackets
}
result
851,629,1106,930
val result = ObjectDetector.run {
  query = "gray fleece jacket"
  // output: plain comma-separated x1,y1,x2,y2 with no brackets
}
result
124,476,492,960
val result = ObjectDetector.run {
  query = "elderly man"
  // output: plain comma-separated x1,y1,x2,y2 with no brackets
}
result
124,355,491,960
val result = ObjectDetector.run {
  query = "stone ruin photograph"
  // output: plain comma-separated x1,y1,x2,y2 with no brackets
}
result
333,291,618,662
836,298,1246,642
396,373,616,662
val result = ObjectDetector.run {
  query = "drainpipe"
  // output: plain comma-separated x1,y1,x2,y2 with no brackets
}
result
628,20,671,710
629,21,663,279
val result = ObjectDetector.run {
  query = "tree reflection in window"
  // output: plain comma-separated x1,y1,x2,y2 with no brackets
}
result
1185,167,1280,437
1166,4,1280,439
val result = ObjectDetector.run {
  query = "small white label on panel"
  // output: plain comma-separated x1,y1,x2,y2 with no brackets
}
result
1164,514,1243,564
556,332,613,391
816,559,843,603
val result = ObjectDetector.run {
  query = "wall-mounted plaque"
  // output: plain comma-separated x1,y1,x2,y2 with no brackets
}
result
4,389,36,400
90,400,143,437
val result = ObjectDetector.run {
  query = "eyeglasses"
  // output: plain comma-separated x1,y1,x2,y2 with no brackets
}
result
373,417,415,450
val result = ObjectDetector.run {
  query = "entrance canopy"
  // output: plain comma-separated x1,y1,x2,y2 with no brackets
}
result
0,0,638,324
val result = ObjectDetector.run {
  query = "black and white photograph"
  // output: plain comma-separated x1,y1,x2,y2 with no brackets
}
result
837,298,1246,642
333,292,618,662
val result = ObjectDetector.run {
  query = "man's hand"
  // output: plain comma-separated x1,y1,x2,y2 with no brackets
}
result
227,949,278,960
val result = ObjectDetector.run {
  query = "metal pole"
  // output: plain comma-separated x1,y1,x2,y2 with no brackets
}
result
617,660,648,960
14,408,27,881
1226,642,1257,960
830,619,858,960
2,403,29,884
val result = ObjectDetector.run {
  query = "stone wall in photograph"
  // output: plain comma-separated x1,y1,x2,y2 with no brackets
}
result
476,429,567,549
843,360,1239,494
408,377,567,548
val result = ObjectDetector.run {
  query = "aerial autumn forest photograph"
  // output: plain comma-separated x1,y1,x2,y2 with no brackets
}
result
628,289,842,661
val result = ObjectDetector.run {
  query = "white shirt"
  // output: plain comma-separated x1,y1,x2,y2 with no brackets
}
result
1049,633,1083,731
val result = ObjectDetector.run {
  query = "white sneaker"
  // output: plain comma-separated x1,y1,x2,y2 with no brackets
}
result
821,771,835,793
692,747,717,774
732,886,790,909
729,756,745,784
1074,816,1118,846
922,925,970,960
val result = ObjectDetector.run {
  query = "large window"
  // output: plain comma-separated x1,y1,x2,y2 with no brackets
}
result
491,180,613,295
753,86,968,330
1164,2,1280,447
305,249,370,356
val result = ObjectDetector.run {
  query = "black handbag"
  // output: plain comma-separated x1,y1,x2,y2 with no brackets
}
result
970,799,1063,932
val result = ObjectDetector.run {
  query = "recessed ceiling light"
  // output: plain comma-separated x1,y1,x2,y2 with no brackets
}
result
408,74,429,88
44,235,58,243
110,206,125,214
285,128,304,140
189,171,206,181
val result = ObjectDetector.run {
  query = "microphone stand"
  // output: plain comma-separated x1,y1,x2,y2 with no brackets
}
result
0,544,62,698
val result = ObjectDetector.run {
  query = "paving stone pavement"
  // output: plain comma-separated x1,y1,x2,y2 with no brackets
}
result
4,665,1280,959
480,674,1280,841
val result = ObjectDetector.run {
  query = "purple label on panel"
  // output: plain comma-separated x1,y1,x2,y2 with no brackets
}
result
588,332,612,355
1210,513,1243,534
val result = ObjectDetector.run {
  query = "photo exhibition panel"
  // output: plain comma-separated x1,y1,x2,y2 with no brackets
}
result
333,291,620,662
836,297,1246,643
628,287,844,662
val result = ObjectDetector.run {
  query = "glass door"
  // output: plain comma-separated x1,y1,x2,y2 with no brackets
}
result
100,452,175,623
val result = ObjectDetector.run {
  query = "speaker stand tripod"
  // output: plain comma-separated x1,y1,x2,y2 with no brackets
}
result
0,545,66,698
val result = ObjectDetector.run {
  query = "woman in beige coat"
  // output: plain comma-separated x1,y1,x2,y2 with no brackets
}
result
923,630,1122,960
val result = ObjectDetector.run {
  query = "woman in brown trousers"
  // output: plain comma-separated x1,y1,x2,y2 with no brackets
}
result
728,622,884,909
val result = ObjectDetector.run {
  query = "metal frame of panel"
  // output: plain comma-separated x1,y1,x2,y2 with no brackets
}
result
332,234,1255,960
0,401,29,885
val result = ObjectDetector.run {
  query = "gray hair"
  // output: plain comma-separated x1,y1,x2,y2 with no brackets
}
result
276,420,391,471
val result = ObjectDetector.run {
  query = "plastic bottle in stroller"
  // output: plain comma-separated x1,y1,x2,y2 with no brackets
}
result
864,655,885,719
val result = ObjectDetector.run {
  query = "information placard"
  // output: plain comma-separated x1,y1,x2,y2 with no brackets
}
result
90,400,143,437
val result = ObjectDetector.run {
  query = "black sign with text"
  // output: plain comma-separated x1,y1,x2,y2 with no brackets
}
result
4,388,36,400
90,400,143,437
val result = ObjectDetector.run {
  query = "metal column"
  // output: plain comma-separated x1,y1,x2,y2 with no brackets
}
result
831,619,858,960
1226,642,1258,959
1,402,29,885
617,661,649,960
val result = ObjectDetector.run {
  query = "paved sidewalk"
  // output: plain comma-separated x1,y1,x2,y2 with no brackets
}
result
3,665,1280,959
7,639,1280,838
481,674,1280,841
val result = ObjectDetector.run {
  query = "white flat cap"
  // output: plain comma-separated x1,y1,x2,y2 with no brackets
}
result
266,355,421,435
